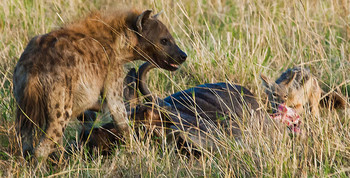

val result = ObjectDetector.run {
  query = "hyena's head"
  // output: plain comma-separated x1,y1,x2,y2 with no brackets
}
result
134,10,187,71
260,72,296,113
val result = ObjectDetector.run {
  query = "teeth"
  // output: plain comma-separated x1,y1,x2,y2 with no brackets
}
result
163,60,179,68
170,63,179,68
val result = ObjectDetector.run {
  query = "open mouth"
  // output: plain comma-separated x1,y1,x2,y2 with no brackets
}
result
168,62,179,69
163,59,182,70
270,104,301,134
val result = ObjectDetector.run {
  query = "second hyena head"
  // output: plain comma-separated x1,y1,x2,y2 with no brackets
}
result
260,72,295,113
134,10,187,71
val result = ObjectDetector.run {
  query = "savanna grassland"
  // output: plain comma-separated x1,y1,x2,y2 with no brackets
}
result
1,0,350,177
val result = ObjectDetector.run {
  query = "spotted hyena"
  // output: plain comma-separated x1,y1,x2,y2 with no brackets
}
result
13,9,187,159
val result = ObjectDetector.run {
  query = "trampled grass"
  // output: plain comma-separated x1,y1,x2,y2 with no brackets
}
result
0,0,349,177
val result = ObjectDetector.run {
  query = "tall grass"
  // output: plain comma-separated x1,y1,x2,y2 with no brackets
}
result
1,0,349,176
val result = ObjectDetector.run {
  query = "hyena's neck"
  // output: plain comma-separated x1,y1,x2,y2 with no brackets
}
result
66,10,140,62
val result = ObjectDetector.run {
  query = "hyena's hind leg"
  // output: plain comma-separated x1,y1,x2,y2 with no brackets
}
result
34,84,73,159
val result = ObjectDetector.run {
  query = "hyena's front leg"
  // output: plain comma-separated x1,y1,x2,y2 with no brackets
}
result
34,84,73,159
105,80,130,137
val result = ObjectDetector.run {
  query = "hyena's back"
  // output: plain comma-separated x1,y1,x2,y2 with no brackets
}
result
14,31,109,115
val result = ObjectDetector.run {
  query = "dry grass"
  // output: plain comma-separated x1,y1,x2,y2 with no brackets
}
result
1,0,349,177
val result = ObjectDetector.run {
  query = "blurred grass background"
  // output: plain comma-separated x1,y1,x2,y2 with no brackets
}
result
0,0,349,177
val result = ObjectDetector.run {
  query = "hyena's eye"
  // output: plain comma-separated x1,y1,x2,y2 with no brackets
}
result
160,38,169,45
272,93,278,97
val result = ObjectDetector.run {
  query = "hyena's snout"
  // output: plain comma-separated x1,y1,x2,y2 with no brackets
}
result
167,45,187,65
171,45,187,68
176,45,187,63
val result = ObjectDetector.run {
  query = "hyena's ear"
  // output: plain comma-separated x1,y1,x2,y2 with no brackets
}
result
152,10,163,19
260,74,272,88
137,10,152,33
